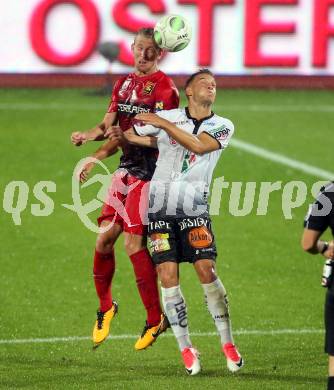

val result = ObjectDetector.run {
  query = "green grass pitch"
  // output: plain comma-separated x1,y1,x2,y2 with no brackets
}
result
0,87,334,389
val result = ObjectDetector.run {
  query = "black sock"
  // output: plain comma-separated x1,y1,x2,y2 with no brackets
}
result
328,376,334,390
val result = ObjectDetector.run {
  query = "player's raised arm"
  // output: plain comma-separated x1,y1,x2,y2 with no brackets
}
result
107,126,157,149
136,112,210,154
136,112,232,155
71,112,118,146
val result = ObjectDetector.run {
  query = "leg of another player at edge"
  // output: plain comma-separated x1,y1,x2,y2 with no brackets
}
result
124,232,162,326
157,262,193,351
94,221,122,312
193,259,234,345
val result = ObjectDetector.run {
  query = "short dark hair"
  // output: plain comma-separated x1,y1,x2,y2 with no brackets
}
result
185,69,214,89
135,28,161,51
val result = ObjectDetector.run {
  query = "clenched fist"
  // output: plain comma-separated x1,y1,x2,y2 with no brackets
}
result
71,132,88,146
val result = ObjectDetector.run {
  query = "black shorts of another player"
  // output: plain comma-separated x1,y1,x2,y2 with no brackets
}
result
147,215,217,264
325,287,334,355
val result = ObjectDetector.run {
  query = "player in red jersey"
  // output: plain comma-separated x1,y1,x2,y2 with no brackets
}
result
71,28,179,350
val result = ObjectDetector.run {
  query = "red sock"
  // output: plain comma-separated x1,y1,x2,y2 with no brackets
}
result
93,249,115,313
130,249,162,326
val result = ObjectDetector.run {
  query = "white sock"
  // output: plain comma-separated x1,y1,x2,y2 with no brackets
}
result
202,278,234,345
161,285,192,351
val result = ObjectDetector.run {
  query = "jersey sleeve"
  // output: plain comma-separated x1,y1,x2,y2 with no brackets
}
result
134,123,160,137
133,111,167,137
154,78,179,111
106,78,125,113
203,119,234,149
304,188,334,232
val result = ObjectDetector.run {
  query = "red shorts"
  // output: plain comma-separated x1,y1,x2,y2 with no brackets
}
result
98,169,149,236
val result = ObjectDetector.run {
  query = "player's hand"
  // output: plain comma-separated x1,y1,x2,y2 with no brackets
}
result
76,161,95,183
135,113,167,128
324,240,334,259
106,126,124,142
71,132,88,146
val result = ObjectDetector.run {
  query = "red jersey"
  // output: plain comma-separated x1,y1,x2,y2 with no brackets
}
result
107,70,179,180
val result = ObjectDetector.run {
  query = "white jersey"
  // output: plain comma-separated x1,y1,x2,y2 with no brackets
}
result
134,107,234,218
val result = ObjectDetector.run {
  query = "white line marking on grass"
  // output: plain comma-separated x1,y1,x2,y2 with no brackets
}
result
0,328,323,345
1,103,334,112
230,138,334,180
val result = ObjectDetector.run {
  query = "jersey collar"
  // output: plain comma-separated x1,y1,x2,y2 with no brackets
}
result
133,70,162,80
185,107,214,124
185,107,215,135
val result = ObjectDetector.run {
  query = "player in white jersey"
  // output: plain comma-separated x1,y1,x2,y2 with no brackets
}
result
134,106,233,221
108,69,243,376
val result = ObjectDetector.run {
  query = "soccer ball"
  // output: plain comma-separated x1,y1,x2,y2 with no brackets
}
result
154,15,192,52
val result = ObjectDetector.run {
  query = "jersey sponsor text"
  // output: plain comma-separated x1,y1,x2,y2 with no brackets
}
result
117,103,150,114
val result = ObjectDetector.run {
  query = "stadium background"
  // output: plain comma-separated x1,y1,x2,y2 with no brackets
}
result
1,1,334,389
